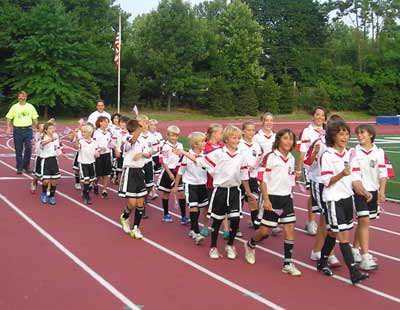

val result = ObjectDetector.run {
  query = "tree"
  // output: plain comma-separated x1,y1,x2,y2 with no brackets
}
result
236,86,259,116
279,76,296,114
256,75,280,114
208,78,235,116
123,70,141,106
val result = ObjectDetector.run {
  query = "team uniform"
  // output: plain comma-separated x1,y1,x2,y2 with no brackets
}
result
157,141,184,192
77,138,99,183
253,130,275,156
138,132,158,189
113,129,130,174
150,131,164,174
72,130,83,171
33,132,43,178
40,134,63,180
93,128,113,177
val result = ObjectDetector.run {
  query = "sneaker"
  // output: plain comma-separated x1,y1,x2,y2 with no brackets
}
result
85,195,92,205
162,214,173,223
130,226,143,240
225,245,237,259
188,230,196,238
49,196,56,205
200,227,209,237
194,234,205,245
23,167,32,174
30,182,37,194
236,230,243,237
359,253,378,271
244,242,256,264
41,192,47,204
352,248,362,264
16,170,22,175
282,263,302,276
317,260,333,276
305,221,318,236
74,183,81,190
328,255,342,268
350,268,369,284
181,216,190,225
149,190,159,200
310,250,321,261
93,185,99,195
271,226,282,236
120,214,130,233
209,247,221,259
101,191,108,199
222,231,230,240
142,209,149,219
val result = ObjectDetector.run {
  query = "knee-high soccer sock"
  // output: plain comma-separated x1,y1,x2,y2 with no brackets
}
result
42,184,47,193
122,206,131,219
49,185,56,197
211,219,223,248
284,240,294,265
340,242,356,272
320,235,336,263
190,210,200,233
83,183,90,197
162,198,169,216
179,199,186,217
250,210,259,229
74,173,80,185
228,217,240,246
133,207,144,228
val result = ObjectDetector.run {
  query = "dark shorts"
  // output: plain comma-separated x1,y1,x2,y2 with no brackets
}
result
112,152,123,173
41,156,61,180
324,196,354,233
207,186,242,220
184,184,209,208
152,156,162,174
95,153,112,177
157,169,183,192
118,167,147,198
257,195,296,228
310,181,325,214
143,161,154,188
34,156,42,177
79,163,97,183
354,191,379,220
240,177,260,202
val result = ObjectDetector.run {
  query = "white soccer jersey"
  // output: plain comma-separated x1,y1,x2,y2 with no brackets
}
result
238,139,263,178
298,124,324,153
351,144,387,191
257,150,295,196
150,131,164,157
93,128,112,154
138,132,157,163
320,147,361,202
178,150,207,185
34,132,42,156
304,136,327,184
199,146,249,188
123,140,146,168
253,129,276,156
159,141,183,170
115,129,130,153
40,134,63,158
78,138,99,164
87,111,111,126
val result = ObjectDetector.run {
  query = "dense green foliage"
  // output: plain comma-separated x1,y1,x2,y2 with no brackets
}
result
1,0,399,116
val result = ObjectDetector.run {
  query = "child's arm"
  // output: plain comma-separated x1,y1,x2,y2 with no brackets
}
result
242,180,256,203
320,153,351,187
172,173,181,193
260,181,273,211
40,135,55,146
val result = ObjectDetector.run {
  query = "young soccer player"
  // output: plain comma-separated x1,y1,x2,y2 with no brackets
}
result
119,119,150,239
71,119,85,190
149,119,164,176
238,121,263,229
112,116,130,185
173,131,208,245
296,106,328,236
244,129,302,276
109,113,121,134
253,112,276,156
109,113,121,183
351,124,388,270
76,125,100,205
317,120,370,284
39,122,62,205
30,122,44,194
157,125,189,224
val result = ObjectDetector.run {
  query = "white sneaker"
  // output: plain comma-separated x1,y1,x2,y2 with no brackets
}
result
271,226,282,236
328,255,342,268
236,230,243,237
305,221,318,235
209,247,221,259
150,190,159,200
310,250,321,261
282,263,302,276
194,234,205,245
130,226,143,240
244,242,256,264
74,183,81,190
188,230,196,238
359,253,378,270
352,248,362,263
225,245,237,259
120,214,130,233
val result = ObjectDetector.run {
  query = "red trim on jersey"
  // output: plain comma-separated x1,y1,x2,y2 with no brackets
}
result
295,129,305,152
321,171,333,176
280,156,289,163
361,149,373,155
240,166,248,170
244,142,253,147
226,152,237,158
205,156,216,167
264,135,273,139
334,152,345,158
378,164,386,168
352,167,361,172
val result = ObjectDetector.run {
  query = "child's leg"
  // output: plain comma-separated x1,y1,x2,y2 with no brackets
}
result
190,207,200,234
73,168,80,187
283,223,295,265
210,218,223,248
248,198,259,230
42,180,49,193
122,198,137,220
133,198,145,228
162,192,170,216
336,231,355,270
312,214,327,253
49,180,57,197
248,226,272,246
177,191,186,218
354,216,369,254
102,175,108,191
227,217,240,246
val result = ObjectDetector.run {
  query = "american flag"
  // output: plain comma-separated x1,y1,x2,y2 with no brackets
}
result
114,32,120,70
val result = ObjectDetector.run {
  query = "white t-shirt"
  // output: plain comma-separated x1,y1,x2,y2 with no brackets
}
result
123,140,146,168
92,128,112,154
159,141,184,170
40,134,63,158
150,131,164,157
78,138,99,164
253,129,275,156
138,132,157,164
238,139,263,178
87,111,111,126
178,150,207,185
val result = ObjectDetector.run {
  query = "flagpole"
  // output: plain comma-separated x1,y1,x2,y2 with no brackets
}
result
117,14,121,114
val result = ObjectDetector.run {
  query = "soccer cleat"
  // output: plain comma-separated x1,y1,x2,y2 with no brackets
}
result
328,255,342,268
120,214,130,233
188,230,196,238
101,191,108,199
310,250,321,261
305,221,318,236
359,253,378,271
350,269,369,284
352,248,362,264
49,196,56,205
222,230,230,240
181,216,190,225
317,260,333,276
162,214,173,223
93,185,99,195
244,242,256,264
74,183,81,190
200,227,209,237
130,226,143,240
30,182,37,194
282,263,302,276
225,245,237,259
40,192,47,204
194,234,205,245
271,226,282,236
236,230,243,237
209,247,221,259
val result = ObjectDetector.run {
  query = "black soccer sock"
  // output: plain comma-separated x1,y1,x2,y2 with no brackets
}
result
133,207,144,228
211,219,223,248
74,173,80,184
340,242,356,271
284,240,294,265
122,206,131,219
248,237,258,249
83,183,90,196
162,199,169,216
49,185,56,197
190,211,200,233
228,217,240,246
250,210,259,229
179,199,186,217
42,184,47,193
320,235,336,263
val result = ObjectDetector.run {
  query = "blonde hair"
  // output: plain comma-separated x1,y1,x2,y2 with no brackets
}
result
188,131,206,147
223,125,242,142
149,119,159,125
81,124,94,134
260,112,273,123
167,125,180,136
206,123,223,140
242,121,255,130
136,114,149,122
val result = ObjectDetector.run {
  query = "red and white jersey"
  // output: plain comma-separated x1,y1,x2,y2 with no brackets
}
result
351,144,388,191
109,125,121,138
297,124,324,153
34,132,42,156
199,146,249,188
253,129,275,156
115,129,130,153
257,150,295,196
93,128,112,154
78,138,98,164
40,134,64,158
138,132,157,164
320,147,361,202
303,136,327,184
238,139,263,178
159,141,184,170
150,131,164,157
204,141,224,189
123,140,146,168
178,150,207,185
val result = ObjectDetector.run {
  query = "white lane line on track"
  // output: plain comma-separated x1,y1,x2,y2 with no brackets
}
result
0,159,286,310
0,194,142,310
